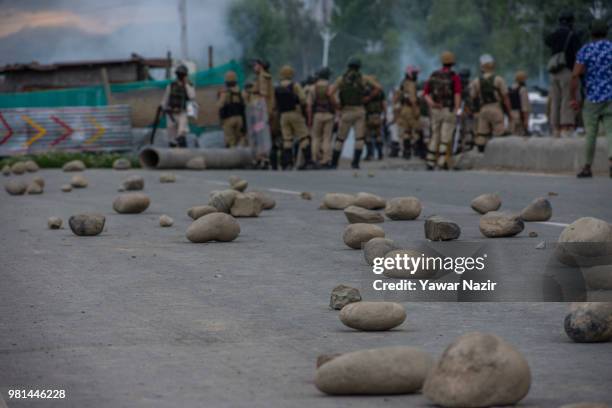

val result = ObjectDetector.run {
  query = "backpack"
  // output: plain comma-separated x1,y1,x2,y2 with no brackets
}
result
275,82,300,113
479,75,499,105
365,89,384,114
508,85,523,111
428,70,454,107
168,81,188,110
339,70,366,107
547,31,573,74
313,83,333,113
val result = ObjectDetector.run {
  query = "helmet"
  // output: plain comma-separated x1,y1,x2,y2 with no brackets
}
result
317,67,331,80
279,65,294,80
515,70,528,83
253,58,270,71
175,64,188,76
347,57,361,69
559,10,574,24
479,54,495,69
440,51,455,65
224,70,237,82
405,65,420,75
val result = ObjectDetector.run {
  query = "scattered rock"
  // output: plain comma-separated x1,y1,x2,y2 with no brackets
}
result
26,182,43,194
315,346,432,395
159,172,176,183
548,191,558,196
246,191,275,210
342,223,385,249
112,158,131,170
535,241,546,249
383,249,435,279
24,160,39,172
121,175,144,191
528,231,538,237
159,215,174,227
187,205,218,220
424,216,461,241
300,191,312,200
11,161,26,175
385,197,422,220
2,165,9,176
70,175,88,188
62,160,86,172
479,211,524,238
61,184,72,192
423,332,531,407
470,193,501,214
330,285,362,310
322,193,355,210
47,216,63,229
229,175,248,191
230,193,263,217
556,217,612,264
186,156,206,170
353,192,386,210
340,301,406,331
559,403,610,408
209,189,239,213
4,180,27,195
367,171,375,178
344,205,384,224
582,265,612,290
113,193,151,214
186,212,240,243
564,302,612,343
32,176,44,188
68,213,105,236
520,197,552,221
316,353,342,369
363,237,396,266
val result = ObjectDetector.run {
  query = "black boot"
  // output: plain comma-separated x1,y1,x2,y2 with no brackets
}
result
402,139,411,159
176,135,187,148
364,142,374,161
298,146,316,170
351,149,362,169
281,148,293,170
330,149,342,169
376,142,384,160
269,147,278,170
577,165,592,178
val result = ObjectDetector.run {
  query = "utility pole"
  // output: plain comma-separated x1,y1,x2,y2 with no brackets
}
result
319,0,335,67
178,0,188,60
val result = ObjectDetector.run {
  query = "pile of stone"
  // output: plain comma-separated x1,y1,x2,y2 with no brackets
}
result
208,187,275,218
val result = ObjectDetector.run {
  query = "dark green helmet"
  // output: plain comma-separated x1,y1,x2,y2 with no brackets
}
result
317,67,331,80
175,64,188,76
347,57,361,69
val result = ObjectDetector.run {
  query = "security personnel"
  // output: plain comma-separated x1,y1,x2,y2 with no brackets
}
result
328,57,381,169
364,75,386,160
393,65,420,159
470,54,512,151
217,70,246,147
458,68,476,151
423,51,462,169
160,64,195,148
275,65,315,170
508,70,531,136
252,59,274,169
307,67,335,166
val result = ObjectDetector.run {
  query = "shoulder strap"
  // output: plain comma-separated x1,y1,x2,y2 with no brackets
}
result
562,30,573,53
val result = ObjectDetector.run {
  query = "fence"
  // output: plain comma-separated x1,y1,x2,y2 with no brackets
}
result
0,105,132,156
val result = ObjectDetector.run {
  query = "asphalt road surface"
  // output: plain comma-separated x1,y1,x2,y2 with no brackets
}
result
1,167,611,407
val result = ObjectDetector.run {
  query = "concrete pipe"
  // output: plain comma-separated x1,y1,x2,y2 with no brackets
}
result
139,147,254,169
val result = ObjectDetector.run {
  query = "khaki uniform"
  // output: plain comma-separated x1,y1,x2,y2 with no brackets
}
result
470,73,508,148
425,69,459,168
509,83,531,136
365,90,385,144
332,74,379,151
217,85,246,147
394,79,420,143
161,81,196,143
308,79,334,164
278,80,309,150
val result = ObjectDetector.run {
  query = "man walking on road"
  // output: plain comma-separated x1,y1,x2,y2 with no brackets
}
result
571,19,612,178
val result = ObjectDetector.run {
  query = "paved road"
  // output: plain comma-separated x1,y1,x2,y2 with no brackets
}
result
1,168,611,407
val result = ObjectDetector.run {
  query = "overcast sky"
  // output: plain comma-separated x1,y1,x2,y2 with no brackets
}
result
0,0,240,67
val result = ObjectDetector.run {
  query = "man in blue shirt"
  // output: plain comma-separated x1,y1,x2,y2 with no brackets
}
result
570,19,612,178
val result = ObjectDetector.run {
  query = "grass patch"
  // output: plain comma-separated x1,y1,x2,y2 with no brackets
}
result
0,152,141,169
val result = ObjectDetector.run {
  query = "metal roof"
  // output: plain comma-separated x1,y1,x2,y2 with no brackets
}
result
0,53,170,73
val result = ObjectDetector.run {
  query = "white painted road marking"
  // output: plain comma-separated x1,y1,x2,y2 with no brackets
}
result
535,221,570,228
268,188,301,195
